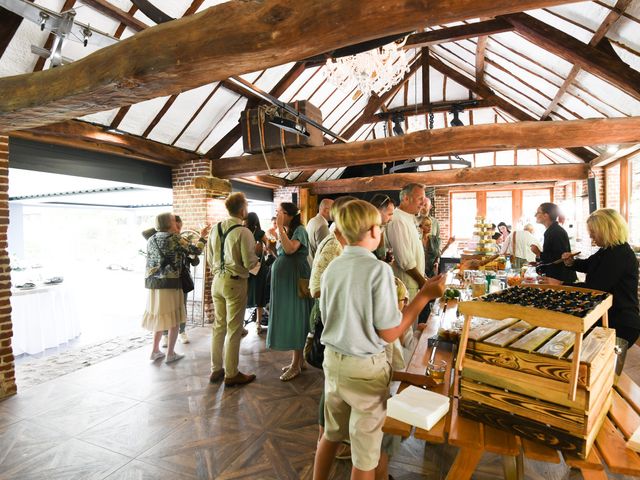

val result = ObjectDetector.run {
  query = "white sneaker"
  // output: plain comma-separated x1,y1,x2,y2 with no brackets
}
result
179,332,189,344
160,335,168,348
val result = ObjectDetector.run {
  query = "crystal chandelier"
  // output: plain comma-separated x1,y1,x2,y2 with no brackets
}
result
324,39,410,98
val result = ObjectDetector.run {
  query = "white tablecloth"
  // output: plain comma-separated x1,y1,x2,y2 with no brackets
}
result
10,284,81,355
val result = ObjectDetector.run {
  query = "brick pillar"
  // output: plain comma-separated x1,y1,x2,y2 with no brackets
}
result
434,192,450,237
172,159,227,322
0,136,15,398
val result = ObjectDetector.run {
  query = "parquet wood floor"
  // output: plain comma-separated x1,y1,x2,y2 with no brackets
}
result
0,327,638,479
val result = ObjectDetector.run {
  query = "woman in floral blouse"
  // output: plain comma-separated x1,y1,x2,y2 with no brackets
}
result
142,212,207,363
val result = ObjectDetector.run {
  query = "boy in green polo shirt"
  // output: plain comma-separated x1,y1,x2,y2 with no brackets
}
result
313,200,445,480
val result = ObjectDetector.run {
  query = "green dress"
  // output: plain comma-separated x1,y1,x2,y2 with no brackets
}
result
267,226,313,350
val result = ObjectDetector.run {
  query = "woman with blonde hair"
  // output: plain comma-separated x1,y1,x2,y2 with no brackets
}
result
547,208,639,345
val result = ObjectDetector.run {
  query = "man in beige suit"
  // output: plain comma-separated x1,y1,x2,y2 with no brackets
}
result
207,192,259,386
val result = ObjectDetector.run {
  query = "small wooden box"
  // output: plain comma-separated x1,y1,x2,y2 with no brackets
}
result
457,285,615,458
241,100,323,154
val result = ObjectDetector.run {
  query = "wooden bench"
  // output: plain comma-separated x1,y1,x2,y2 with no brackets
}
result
383,301,640,479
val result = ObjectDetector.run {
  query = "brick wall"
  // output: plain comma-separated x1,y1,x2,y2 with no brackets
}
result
273,186,298,207
433,192,450,238
593,167,604,210
0,136,15,399
553,185,566,203
172,159,227,321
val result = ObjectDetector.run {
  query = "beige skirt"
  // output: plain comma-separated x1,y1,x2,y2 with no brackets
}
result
142,288,185,332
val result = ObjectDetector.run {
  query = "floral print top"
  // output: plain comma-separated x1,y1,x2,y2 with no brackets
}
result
145,231,205,289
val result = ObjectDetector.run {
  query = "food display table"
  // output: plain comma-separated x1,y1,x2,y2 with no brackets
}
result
383,299,640,479
10,284,81,355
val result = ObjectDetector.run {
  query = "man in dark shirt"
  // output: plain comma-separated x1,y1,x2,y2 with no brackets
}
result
531,202,577,283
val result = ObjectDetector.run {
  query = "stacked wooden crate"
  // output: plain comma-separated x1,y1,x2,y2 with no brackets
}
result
457,285,615,458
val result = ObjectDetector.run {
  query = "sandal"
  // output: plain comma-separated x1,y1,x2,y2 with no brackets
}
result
279,367,301,381
281,362,307,372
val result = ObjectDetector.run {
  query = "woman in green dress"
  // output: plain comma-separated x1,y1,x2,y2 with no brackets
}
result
267,202,313,381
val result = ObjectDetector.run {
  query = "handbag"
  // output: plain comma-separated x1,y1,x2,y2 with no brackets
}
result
305,318,325,369
181,267,195,293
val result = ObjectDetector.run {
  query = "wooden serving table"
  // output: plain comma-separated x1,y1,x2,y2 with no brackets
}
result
383,299,640,479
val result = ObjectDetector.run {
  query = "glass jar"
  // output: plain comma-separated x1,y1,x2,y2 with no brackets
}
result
471,274,486,297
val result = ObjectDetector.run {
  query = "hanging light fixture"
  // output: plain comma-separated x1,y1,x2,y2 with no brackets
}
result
392,113,405,136
324,38,411,98
449,106,464,127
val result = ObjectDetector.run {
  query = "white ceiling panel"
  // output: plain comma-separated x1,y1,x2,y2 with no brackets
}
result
528,4,600,44
574,70,640,117
117,95,173,136
254,63,296,92
517,149,538,165
80,108,119,125
282,66,322,102
173,88,240,150
146,82,218,143
197,96,248,155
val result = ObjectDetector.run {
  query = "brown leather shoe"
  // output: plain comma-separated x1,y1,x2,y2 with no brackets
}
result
224,371,256,386
209,368,225,383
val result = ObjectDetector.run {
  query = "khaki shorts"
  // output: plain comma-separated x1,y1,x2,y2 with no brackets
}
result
323,348,392,471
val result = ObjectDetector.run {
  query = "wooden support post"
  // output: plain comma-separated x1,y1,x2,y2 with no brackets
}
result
502,453,525,480
446,447,484,480
602,311,609,328
298,188,317,225
569,332,583,401
457,314,473,372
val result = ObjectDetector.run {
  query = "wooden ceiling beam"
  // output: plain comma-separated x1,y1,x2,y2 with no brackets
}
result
297,164,588,194
80,0,148,31
10,120,195,166
405,18,513,49
212,117,640,178
0,0,582,132
504,12,640,102
540,0,632,120
233,175,288,189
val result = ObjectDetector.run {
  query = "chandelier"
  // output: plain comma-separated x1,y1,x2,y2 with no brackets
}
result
324,39,410,98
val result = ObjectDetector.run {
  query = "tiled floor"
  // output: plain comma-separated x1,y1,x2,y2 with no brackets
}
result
1,327,639,479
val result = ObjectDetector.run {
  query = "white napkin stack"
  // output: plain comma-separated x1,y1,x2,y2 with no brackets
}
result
387,386,450,430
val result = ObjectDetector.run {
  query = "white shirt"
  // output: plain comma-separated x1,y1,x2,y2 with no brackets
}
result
386,208,425,293
501,230,541,263
306,213,330,260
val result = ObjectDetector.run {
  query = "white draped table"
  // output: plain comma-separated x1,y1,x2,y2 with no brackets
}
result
10,284,81,356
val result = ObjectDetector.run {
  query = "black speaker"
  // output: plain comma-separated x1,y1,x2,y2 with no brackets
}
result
587,177,598,213
292,192,298,207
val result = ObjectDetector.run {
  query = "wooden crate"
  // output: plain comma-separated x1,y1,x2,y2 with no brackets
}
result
457,285,615,458
241,100,323,154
